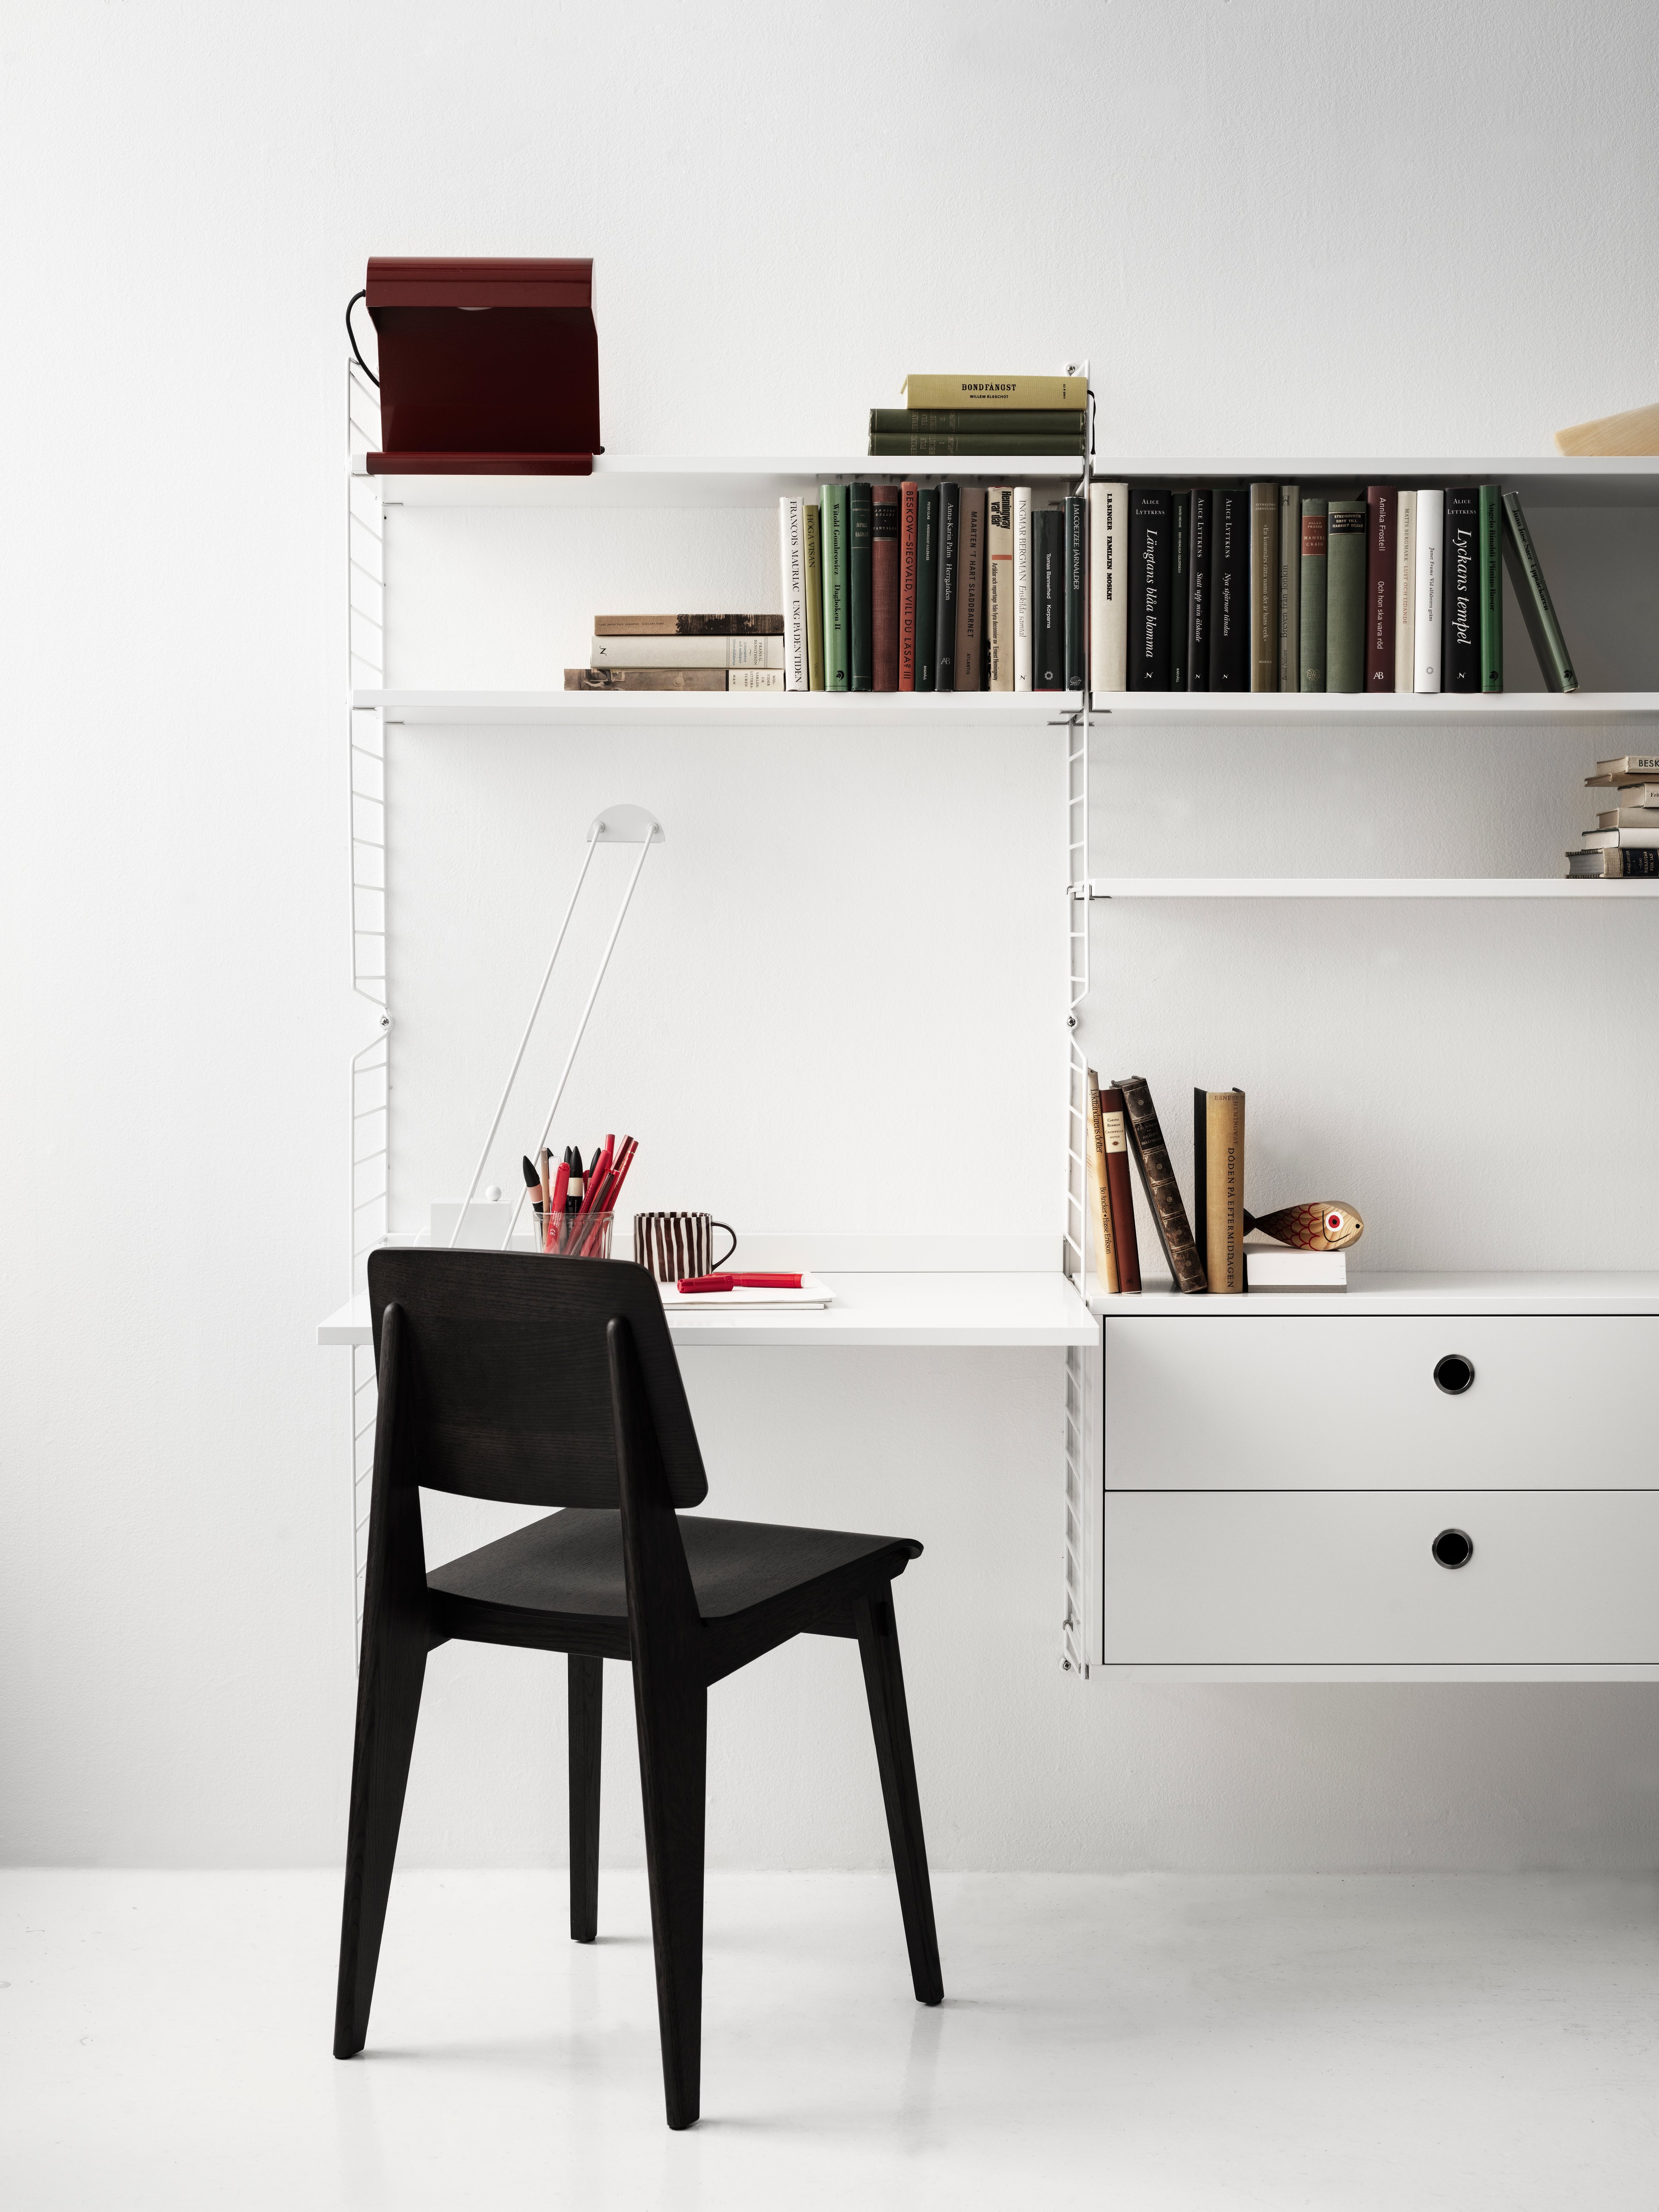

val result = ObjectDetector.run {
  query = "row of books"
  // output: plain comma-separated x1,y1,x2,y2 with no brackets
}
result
566,613,788,691
778,486,1087,692
1567,753,1659,878
1089,483,1578,695
1085,1074,1347,1294
866,372,1089,457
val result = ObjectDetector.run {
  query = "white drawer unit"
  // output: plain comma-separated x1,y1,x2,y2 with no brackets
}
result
1079,1280,1659,1681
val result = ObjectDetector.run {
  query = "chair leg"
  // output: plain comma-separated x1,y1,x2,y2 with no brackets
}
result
333,1617,426,2057
568,1655,602,1943
632,1674,707,2129
854,1587,944,2005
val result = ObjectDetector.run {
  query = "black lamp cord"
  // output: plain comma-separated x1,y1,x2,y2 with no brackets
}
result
346,290,378,385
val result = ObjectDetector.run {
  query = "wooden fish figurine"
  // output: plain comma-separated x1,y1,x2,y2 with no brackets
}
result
1243,1201,1363,1251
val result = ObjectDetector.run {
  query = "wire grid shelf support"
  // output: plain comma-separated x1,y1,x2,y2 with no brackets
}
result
348,360,387,1646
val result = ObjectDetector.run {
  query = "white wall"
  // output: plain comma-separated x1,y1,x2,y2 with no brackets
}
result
6,0,1659,1872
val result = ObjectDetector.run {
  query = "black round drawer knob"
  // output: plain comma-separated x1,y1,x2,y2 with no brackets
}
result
1433,1354,1475,1395
1432,1528,1474,1570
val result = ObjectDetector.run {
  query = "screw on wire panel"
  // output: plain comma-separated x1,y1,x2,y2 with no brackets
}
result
1066,1012,1078,1030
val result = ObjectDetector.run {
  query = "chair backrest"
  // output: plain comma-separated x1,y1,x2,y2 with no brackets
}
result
366,1249,709,1509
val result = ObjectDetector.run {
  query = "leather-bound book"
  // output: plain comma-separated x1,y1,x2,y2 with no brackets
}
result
934,482,960,691
1193,1088,1246,1295
915,487,941,690
1444,486,1481,691
1249,483,1279,691
849,482,874,691
1113,1076,1204,1292
954,486,987,692
1187,488,1211,691
872,485,900,691
898,482,919,689
1208,487,1249,688
1086,1072,1119,1295
1098,1086,1141,1293
1366,485,1396,690
1128,487,1173,690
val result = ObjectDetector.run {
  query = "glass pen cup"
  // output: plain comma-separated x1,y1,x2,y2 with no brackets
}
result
535,1209,613,1259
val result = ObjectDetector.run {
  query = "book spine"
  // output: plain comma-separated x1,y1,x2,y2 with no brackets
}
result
871,407,1088,437
1203,1089,1245,1295
1088,481,1128,692
871,485,899,691
801,501,824,689
821,487,849,690
1188,487,1211,691
1033,509,1064,689
900,374,1088,410
1128,487,1173,690
987,486,1014,690
727,668,786,691
1325,497,1368,692
1479,483,1503,693
1099,1088,1141,1293
1613,848,1659,877
1210,487,1249,689
1113,1076,1205,1293
1249,482,1279,691
591,635,784,668
955,486,987,692
1394,489,1416,694
1444,486,1481,691
869,433,1083,456
1365,484,1396,690
1278,483,1300,691
566,668,728,691
848,482,874,691
1413,488,1444,691
594,614,785,637
779,498,808,691
1168,492,1190,694
1087,1072,1120,1295
1298,497,1328,691
1065,492,1087,692
1013,486,1033,691
897,482,918,690
1500,492,1577,693
914,487,940,690
934,483,960,691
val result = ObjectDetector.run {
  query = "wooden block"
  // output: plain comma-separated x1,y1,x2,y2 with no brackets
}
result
1554,400,1659,457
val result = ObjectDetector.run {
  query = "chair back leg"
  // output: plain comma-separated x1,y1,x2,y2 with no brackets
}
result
855,1588,944,2005
568,1655,603,1943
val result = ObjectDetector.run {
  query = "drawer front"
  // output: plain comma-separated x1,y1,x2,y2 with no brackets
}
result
1103,1316,1659,1490
1102,1490,1659,1665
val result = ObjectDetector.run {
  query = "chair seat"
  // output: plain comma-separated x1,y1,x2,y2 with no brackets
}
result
428,1508,921,1672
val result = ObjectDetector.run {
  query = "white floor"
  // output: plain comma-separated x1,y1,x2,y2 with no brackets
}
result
4,1869,1659,2209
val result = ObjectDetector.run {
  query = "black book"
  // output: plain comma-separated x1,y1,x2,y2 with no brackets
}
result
1208,486,1249,689
934,481,960,691
1033,508,1064,689
848,481,873,691
1187,487,1211,691
1064,493,1087,692
1169,491,1191,693
1128,486,1173,691
1444,485,1481,692
914,486,940,690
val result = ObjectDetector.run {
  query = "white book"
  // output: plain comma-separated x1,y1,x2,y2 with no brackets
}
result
1579,828,1659,848
1412,488,1444,692
1597,808,1659,828
592,634,784,669
1243,1238,1346,1290
1089,480,1128,692
728,668,785,691
987,486,1014,690
1394,489,1416,693
1013,485,1033,691
1587,780,1659,802
778,498,808,691
1277,483,1300,691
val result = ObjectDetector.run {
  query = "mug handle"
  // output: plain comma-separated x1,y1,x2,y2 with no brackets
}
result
711,1220,737,1270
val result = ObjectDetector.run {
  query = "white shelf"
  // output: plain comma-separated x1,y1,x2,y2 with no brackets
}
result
317,1272,1096,1350
1089,691,1659,723
355,688,1085,727
1090,1271,1659,1318
1081,878,1659,899
358,454,1084,509
1089,456,1659,506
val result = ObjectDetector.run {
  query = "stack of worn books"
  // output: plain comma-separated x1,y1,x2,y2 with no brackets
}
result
567,615,785,691
866,372,1088,459
1567,753,1659,878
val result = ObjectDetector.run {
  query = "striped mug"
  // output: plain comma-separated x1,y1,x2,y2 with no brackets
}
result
633,1211,737,1283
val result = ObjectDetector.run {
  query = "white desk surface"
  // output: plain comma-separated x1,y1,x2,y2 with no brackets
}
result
318,1271,1096,1350
1089,1271,1659,1319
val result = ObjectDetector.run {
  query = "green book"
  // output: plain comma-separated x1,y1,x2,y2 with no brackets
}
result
801,501,824,690
1299,497,1328,691
914,485,941,690
868,432,1082,457
1478,483,1503,693
1500,491,1577,693
820,484,849,691
849,481,873,691
1325,496,1367,692
869,407,1088,439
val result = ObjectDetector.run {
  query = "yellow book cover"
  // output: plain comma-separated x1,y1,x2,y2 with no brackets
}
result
1200,1088,1246,1294
900,374,1087,411
801,502,825,690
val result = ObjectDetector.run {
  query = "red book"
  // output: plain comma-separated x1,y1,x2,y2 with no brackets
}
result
1099,1086,1141,1293
898,481,919,690
872,486,900,690
1366,484,1396,691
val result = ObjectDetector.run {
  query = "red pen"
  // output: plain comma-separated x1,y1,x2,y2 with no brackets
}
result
547,1159,570,1250
676,1273,804,1294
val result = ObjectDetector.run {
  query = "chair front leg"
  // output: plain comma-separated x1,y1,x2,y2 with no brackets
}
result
855,1586,944,2005
568,1654,603,1943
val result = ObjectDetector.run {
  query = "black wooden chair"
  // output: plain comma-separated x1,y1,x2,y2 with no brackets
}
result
334,1248,942,2128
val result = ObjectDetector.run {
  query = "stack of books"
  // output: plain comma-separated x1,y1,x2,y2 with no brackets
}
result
1567,754,1659,879
778,482,1085,692
867,372,1089,458
1089,481,1577,696
566,615,785,691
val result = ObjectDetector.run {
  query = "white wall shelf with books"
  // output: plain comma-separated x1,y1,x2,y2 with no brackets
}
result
358,454,1084,511
1083,1271,1659,1319
1090,456,1659,507
1078,877,1659,899
1087,691,1659,723
354,687,1086,727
